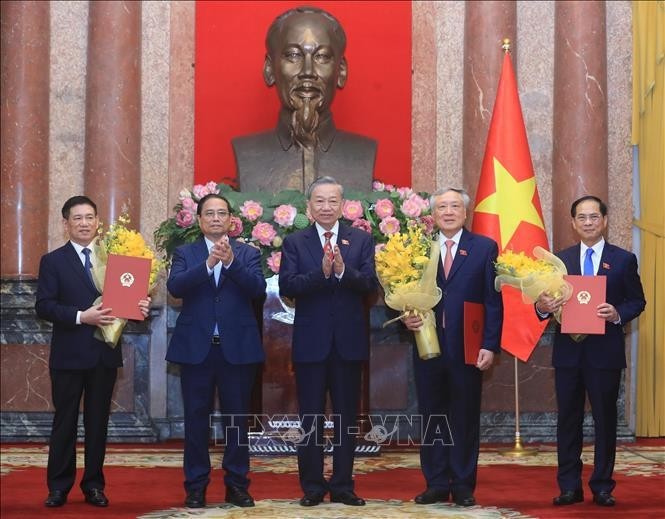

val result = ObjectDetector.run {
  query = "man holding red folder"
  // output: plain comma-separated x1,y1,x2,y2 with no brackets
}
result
403,187,503,507
536,195,645,508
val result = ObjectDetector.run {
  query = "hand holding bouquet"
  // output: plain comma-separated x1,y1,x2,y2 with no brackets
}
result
375,226,442,359
495,246,573,324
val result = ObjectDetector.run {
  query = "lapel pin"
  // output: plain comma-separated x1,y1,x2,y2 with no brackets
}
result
341,239,350,245
459,249,468,256
602,262,610,270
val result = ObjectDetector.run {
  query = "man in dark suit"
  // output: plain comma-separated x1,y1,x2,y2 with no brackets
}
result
35,196,150,508
279,176,377,507
536,195,645,508
403,187,503,507
166,193,266,508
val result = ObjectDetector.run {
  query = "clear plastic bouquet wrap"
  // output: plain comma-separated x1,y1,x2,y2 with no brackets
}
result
90,214,163,347
495,245,573,325
375,226,442,359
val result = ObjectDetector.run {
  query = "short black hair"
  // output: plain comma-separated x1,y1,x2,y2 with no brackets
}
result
570,195,607,217
196,193,232,216
61,196,97,219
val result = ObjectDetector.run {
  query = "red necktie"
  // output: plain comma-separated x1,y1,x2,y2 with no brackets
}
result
443,239,454,278
323,231,334,261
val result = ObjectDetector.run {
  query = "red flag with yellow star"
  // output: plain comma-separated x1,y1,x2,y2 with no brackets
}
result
471,52,549,362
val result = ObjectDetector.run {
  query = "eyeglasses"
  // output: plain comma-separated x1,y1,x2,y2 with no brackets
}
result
575,213,602,223
201,210,230,219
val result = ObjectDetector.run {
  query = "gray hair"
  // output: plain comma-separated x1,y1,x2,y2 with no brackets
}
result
429,187,471,209
306,176,344,199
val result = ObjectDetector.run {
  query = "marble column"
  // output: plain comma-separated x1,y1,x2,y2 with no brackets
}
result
462,1,516,210
0,1,50,278
552,1,608,250
83,1,141,225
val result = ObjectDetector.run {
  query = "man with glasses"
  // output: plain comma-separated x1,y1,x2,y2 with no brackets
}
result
167,193,266,508
536,195,645,508
279,176,378,507
36,196,150,508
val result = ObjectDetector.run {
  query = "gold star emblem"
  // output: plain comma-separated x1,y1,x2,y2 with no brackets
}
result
475,157,545,249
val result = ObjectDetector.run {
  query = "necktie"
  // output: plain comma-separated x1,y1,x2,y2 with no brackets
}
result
323,231,334,262
443,239,454,279
583,248,594,276
82,247,94,284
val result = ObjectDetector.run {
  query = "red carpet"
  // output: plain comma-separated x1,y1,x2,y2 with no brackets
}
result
1,442,664,518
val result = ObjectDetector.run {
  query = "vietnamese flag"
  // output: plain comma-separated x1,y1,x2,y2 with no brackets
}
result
471,51,549,362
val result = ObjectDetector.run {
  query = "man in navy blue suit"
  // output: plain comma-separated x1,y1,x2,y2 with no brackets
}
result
403,187,503,507
167,193,266,508
536,195,645,508
36,196,150,508
279,176,377,507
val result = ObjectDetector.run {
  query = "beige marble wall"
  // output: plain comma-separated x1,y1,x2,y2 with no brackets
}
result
48,1,88,250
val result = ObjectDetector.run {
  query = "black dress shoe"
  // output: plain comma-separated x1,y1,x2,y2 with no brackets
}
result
299,492,325,506
184,489,206,508
553,489,584,506
225,485,255,507
593,491,616,507
330,490,366,506
452,492,476,507
45,490,67,507
83,488,108,507
415,488,449,504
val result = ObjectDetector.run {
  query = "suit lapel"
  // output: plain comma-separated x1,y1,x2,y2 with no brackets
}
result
564,244,582,275
194,238,217,289
304,224,324,265
64,241,98,294
446,229,471,281
598,243,615,276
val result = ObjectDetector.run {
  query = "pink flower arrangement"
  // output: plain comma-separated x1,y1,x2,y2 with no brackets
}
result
379,216,401,235
267,251,282,274
400,197,423,218
251,221,277,246
374,198,395,219
273,204,297,227
419,214,435,235
181,196,197,213
157,179,436,279
342,200,364,221
240,200,263,222
227,216,243,237
351,218,372,233
175,209,195,228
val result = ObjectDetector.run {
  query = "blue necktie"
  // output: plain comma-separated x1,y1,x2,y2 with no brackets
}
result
82,248,94,284
583,248,594,276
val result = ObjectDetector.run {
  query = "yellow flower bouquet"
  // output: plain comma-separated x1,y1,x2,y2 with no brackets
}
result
494,245,573,323
376,225,442,359
90,214,164,347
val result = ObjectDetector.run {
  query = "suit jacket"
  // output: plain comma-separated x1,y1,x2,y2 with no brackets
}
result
166,238,266,365
279,223,378,363
434,229,503,363
550,242,645,369
35,242,122,369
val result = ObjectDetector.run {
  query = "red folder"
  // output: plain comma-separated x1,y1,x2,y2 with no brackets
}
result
464,302,485,365
102,254,151,320
560,275,606,335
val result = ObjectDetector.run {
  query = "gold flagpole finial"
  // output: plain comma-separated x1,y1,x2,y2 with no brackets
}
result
502,38,511,54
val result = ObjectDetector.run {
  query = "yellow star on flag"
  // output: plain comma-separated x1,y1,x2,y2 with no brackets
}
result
474,157,545,249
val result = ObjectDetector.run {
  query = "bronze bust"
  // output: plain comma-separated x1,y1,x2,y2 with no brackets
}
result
232,6,376,193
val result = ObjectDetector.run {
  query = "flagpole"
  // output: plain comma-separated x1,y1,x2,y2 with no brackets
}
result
496,38,538,458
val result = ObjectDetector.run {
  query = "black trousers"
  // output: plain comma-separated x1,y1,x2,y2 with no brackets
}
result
47,364,117,493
